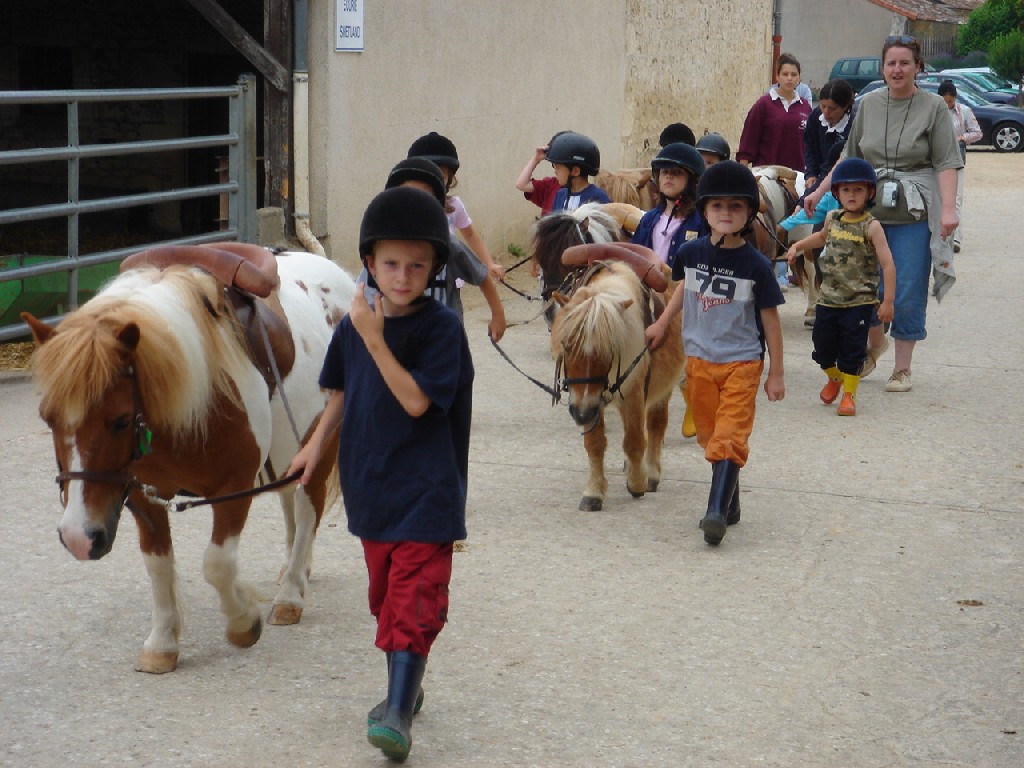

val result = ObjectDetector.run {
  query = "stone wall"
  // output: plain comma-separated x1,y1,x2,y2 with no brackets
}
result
622,0,773,169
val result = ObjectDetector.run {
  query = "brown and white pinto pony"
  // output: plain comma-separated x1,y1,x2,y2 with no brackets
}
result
750,164,806,263
23,249,355,673
550,257,685,511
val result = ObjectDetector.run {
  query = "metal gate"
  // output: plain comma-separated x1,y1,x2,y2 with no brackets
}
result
0,75,257,342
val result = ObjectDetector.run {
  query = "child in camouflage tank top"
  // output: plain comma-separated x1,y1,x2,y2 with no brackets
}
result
785,158,895,417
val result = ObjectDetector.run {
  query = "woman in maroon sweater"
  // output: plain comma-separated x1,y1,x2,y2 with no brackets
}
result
737,52,812,171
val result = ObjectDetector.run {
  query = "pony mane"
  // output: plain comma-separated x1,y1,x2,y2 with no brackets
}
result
551,264,643,366
32,267,252,440
531,203,622,279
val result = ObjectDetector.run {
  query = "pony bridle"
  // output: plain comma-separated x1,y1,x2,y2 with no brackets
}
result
54,363,153,516
555,345,651,433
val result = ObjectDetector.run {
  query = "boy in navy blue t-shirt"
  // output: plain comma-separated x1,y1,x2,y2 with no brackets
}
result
288,187,473,761
646,161,785,546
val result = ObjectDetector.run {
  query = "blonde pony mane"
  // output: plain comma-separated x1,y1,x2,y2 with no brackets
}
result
31,267,252,440
551,263,644,364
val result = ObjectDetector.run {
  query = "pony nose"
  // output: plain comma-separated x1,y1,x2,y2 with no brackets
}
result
569,403,599,427
58,524,115,561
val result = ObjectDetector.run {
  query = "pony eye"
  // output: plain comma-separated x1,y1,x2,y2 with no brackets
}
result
111,415,132,434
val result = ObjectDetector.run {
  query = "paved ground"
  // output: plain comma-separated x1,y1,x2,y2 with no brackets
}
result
0,151,1021,767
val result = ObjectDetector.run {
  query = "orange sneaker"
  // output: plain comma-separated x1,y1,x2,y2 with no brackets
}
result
820,378,842,404
837,392,856,416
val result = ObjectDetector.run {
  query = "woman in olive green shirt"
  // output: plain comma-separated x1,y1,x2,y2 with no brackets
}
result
804,35,960,393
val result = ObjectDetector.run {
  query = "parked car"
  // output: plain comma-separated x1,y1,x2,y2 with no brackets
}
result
929,71,1017,105
857,79,1024,152
829,57,882,93
938,68,1021,105
830,57,935,94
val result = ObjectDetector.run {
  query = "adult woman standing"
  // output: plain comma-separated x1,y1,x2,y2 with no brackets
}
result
738,52,813,289
736,52,812,172
803,35,961,393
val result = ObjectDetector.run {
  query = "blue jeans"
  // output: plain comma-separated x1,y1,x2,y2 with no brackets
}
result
880,220,930,341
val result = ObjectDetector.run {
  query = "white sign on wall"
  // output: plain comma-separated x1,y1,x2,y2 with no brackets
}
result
335,0,364,52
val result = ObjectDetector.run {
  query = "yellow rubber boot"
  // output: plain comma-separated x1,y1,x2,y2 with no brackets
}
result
680,384,696,438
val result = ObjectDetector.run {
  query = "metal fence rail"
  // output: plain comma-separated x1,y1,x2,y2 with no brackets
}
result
0,75,257,341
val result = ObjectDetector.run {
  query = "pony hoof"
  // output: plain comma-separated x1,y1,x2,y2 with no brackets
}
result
268,603,303,626
628,487,646,498
226,617,263,648
647,478,660,492
579,496,603,511
136,650,179,674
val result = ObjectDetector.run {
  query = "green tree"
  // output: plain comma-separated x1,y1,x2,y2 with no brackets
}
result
989,29,1024,104
956,0,1024,55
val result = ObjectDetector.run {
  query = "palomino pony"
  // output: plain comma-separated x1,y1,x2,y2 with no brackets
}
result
550,249,684,511
594,167,656,212
23,245,355,673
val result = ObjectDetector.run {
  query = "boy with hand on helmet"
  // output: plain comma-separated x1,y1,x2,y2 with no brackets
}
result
696,132,731,167
785,158,895,417
288,187,474,762
545,131,611,212
646,161,785,547
357,157,506,342
408,131,505,281
515,131,567,216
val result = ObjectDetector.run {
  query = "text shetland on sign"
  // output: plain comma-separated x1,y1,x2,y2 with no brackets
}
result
336,0,364,52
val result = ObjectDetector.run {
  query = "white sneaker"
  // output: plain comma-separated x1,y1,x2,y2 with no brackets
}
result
885,369,912,392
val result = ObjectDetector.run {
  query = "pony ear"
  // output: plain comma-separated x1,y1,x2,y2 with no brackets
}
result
116,323,141,353
20,312,55,345
617,298,635,313
552,291,570,307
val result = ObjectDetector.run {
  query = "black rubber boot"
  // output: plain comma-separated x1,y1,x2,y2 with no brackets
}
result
367,650,428,761
699,460,740,545
367,652,425,726
727,475,741,526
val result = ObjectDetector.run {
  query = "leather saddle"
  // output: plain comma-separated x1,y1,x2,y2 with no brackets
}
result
120,242,295,394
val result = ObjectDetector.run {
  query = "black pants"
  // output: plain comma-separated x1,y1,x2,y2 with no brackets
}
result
811,304,873,375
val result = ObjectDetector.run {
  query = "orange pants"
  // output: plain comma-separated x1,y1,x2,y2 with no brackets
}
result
686,357,764,467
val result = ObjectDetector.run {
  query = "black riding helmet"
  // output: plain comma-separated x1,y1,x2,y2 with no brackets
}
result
359,187,450,272
545,131,601,176
695,160,760,222
695,132,732,161
407,131,460,174
651,142,706,177
384,157,447,205
659,122,696,147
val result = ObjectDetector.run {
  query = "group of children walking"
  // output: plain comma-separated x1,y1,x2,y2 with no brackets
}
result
289,119,895,760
